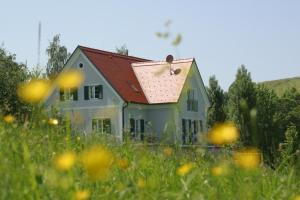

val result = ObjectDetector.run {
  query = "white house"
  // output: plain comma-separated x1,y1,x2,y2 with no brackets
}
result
45,46,210,144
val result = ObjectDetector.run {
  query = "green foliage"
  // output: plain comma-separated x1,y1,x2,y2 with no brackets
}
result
115,45,129,56
226,65,256,145
0,122,300,199
46,34,70,78
260,77,300,96
207,76,226,128
0,47,30,118
279,125,299,167
255,85,279,164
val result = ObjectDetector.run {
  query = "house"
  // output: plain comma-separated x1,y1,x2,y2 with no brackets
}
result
45,46,210,143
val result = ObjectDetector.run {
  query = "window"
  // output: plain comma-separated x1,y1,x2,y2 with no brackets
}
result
79,63,84,68
182,119,187,144
130,118,135,133
84,85,103,100
199,120,203,132
187,89,198,112
60,88,78,101
193,120,198,133
140,119,145,133
92,118,111,134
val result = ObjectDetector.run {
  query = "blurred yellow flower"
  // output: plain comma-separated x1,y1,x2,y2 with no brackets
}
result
137,178,146,188
3,114,15,123
48,118,58,125
118,159,129,170
163,147,173,157
54,151,76,171
294,195,300,200
211,164,228,176
17,79,51,103
207,122,239,145
75,190,90,200
233,148,261,170
77,136,81,141
176,162,194,176
55,69,84,89
81,146,114,180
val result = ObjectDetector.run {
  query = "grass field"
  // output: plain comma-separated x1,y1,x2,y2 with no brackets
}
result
260,77,300,96
0,121,299,200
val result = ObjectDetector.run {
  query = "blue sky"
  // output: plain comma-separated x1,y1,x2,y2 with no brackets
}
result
1,0,300,89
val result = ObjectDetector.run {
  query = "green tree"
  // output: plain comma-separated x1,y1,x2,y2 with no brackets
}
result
115,45,129,56
279,124,299,167
206,75,226,128
0,47,30,118
46,34,70,78
255,85,279,164
226,65,256,145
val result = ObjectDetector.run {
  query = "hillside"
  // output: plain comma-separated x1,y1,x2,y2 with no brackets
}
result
259,76,300,96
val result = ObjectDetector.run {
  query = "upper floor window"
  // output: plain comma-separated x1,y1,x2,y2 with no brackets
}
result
187,89,198,112
84,85,103,100
60,88,78,101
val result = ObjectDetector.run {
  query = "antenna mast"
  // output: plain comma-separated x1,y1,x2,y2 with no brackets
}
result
37,21,41,68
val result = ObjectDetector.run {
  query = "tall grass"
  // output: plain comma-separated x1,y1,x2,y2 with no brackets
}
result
0,121,299,200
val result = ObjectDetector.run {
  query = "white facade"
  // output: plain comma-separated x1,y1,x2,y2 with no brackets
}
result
45,47,210,144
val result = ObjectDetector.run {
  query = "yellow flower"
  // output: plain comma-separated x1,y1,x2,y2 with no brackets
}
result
207,122,239,145
211,164,228,176
75,190,90,200
17,79,51,103
48,118,58,125
294,195,300,200
81,146,114,180
76,136,81,141
3,114,15,123
163,147,173,157
233,147,261,170
118,159,129,170
176,162,194,176
55,69,84,89
137,178,146,188
54,151,76,171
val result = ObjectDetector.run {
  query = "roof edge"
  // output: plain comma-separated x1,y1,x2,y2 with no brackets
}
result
78,45,150,62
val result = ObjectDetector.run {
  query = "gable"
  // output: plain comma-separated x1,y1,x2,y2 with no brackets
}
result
44,48,124,107
79,46,149,104
132,59,194,104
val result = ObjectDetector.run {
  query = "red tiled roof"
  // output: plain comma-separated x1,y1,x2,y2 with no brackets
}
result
79,46,149,103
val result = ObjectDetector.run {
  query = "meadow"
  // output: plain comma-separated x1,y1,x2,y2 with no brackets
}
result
0,120,299,200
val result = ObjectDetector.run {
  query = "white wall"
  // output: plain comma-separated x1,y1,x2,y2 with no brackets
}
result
45,49,124,139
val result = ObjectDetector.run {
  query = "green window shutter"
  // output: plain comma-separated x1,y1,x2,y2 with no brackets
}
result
95,85,103,99
72,88,78,101
84,86,89,100
59,89,64,101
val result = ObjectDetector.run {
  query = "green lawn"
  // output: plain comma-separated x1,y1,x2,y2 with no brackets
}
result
0,122,299,200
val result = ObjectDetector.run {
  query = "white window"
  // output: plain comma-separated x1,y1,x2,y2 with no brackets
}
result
59,88,78,101
84,85,103,100
187,89,198,112
92,118,111,134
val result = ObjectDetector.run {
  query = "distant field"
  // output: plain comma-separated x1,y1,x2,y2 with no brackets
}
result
259,76,300,96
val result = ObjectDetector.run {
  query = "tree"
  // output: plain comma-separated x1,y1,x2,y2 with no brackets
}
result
255,85,279,164
226,65,256,145
206,76,226,128
115,45,129,56
46,34,70,78
0,47,30,118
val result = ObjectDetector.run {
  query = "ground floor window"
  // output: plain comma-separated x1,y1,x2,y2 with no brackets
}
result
129,118,145,140
92,118,111,134
182,118,202,144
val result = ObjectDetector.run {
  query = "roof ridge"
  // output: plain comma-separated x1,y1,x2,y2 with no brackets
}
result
132,58,194,67
78,45,150,62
